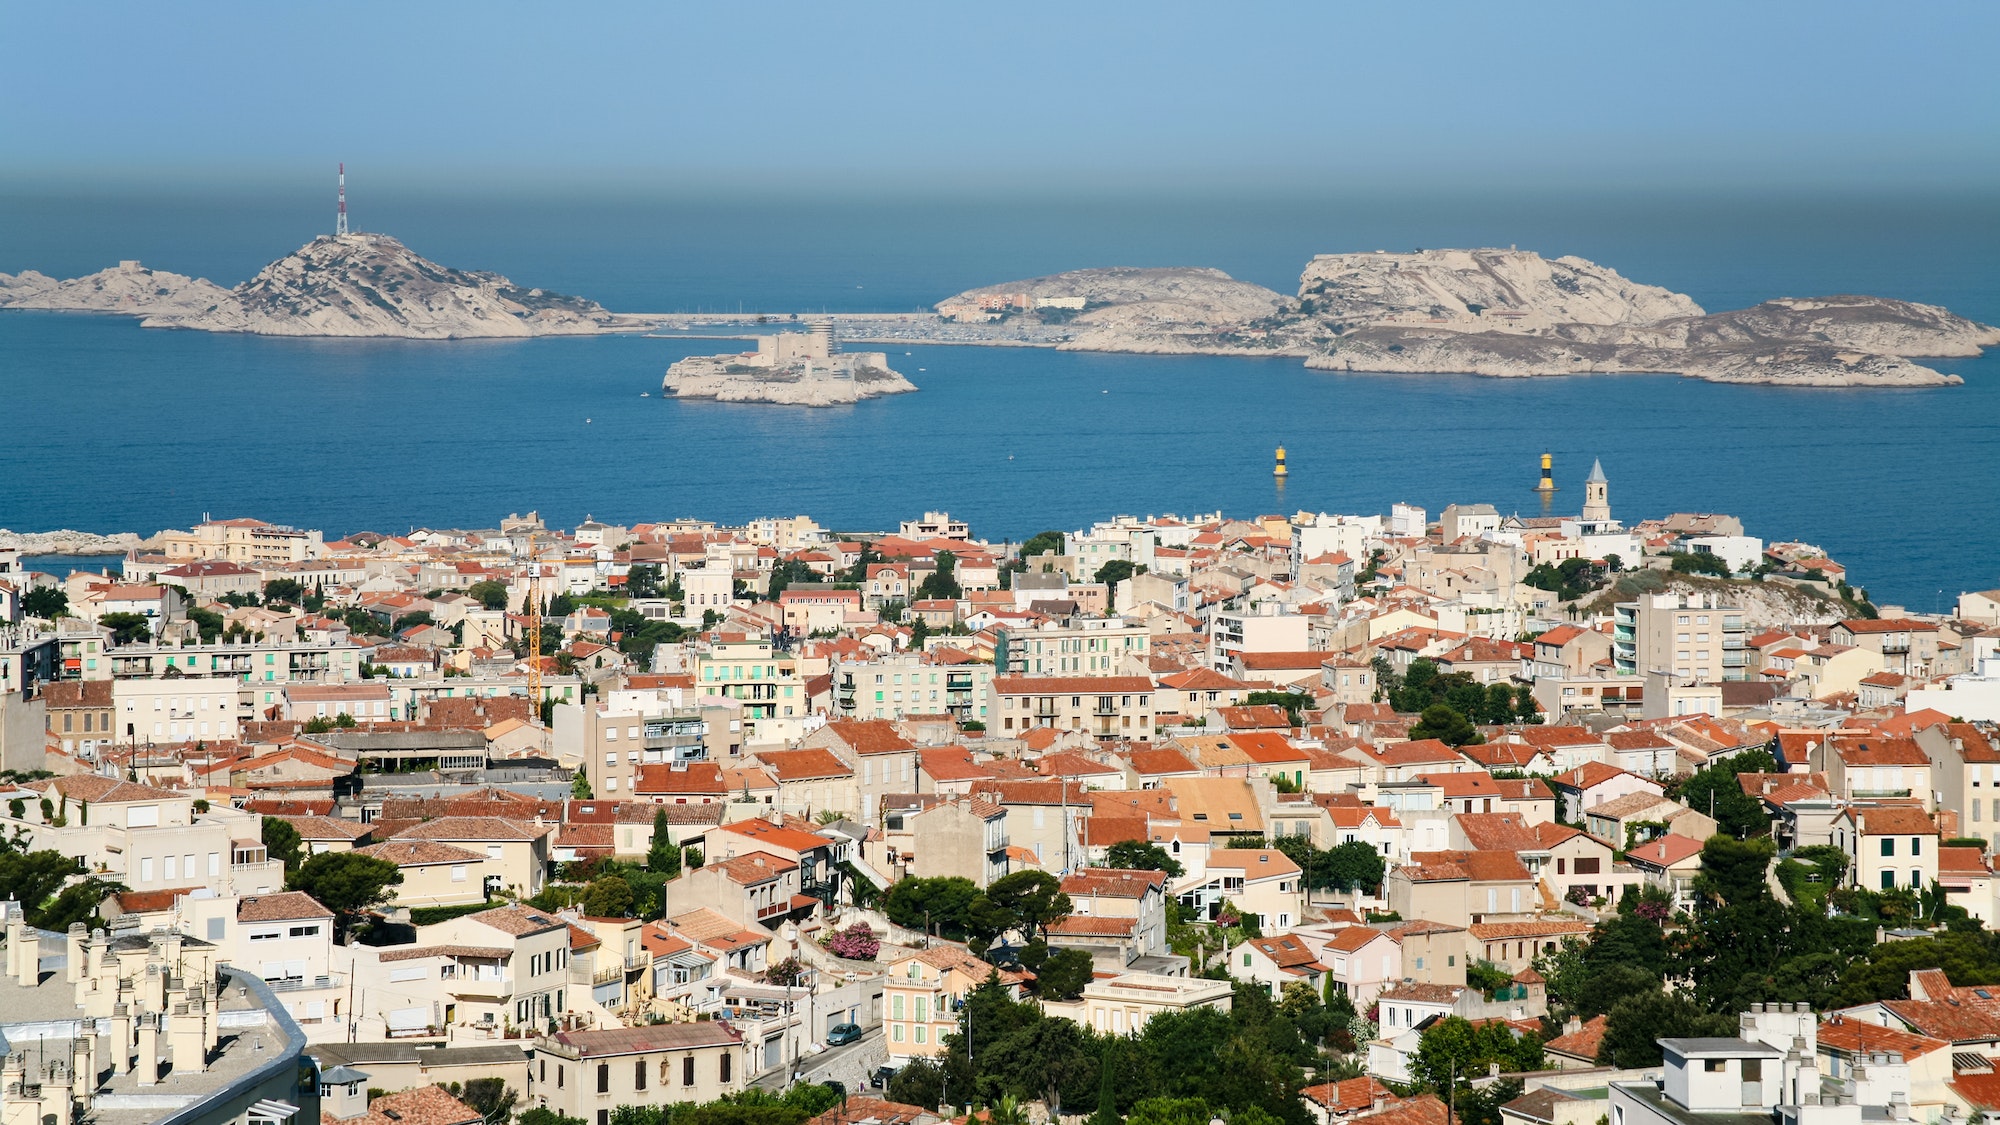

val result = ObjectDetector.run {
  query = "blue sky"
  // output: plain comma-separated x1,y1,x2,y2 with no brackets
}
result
6,1,1997,192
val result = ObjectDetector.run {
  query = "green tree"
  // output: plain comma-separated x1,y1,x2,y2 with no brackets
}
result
1126,1099,1215,1125
1412,1016,1543,1091
1325,840,1387,893
1035,948,1094,1000
1831,932,2000,1006
21,587,67,619
881,876,982,937
98,612,151,645
1019,531,1064,559
918,551,964,601
261,817,305,873
1669,552,1732,578
1598,990,1737,1067
625,564,665,600
1674,749,1779,837
888,1058,945,1110
1105,840,1184,878
302,715,334,734
647,808,680,876
766,559,819,601
985,870,1074,940
1091,1043,1120,1125
1409,703,1481,747
287,852,402,935
263,578,304,605
187,605,225,643
572,772,593,799
466,580,511,610
583,875,636,917
1093,559,1137,600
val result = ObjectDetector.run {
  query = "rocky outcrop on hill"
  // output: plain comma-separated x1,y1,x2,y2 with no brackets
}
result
662,351,917,406
935,249,1992,387
937,267,1306,355
2,234,612,339
1295,248,1703,331
0,262,232,316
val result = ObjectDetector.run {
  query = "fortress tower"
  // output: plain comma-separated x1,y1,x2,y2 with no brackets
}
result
1582,458,1611,522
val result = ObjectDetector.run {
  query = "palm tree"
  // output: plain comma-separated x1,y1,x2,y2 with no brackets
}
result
986,1095,1029,1125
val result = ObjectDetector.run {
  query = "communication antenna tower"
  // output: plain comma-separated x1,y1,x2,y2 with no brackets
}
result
336,163,349,236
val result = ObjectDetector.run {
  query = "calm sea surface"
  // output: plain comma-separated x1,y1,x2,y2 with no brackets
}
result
2,188,1995,607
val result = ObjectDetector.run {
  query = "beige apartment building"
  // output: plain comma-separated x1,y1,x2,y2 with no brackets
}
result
989,675,1155,739
157,517,325,564
534,1023,748,1123
995,618,1151,676
556,695,712,798
908,797,1010,887
1612,591,1750,681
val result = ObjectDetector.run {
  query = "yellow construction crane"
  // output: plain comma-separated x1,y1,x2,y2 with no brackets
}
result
526,529,544,717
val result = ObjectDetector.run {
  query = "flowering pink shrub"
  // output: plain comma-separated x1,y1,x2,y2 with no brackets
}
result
825,922,879,961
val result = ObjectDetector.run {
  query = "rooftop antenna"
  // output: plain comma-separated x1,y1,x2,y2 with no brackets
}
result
336,163,349,237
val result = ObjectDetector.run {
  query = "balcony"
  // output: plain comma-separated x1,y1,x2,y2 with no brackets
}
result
755,900,790,920
265,973,343,994
446,973,511,999
592,961,626,985
985,833,1010,854
1850,788,1912,799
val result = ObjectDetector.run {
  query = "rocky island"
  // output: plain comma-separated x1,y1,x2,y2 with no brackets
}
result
662,325,916,406
0,233,616,339
931,248,1998,387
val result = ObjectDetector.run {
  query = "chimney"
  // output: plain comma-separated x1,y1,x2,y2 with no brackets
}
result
111,1003,133,1073
135,1010,159,1086
171,1001,206,1074
37,1061,68,1125
65,923,85,985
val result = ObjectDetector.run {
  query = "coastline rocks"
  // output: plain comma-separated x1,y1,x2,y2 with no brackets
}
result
662,350,917,406
0,529,143,556
939,249,1991,387
3,233,611,339
0,261,233,316
1307,327,1965,387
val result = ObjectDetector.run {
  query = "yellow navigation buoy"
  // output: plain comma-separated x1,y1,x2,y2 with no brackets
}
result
1274,445,1288,477
1534,451,1557,493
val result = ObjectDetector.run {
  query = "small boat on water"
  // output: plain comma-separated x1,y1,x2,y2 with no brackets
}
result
640,392,650,397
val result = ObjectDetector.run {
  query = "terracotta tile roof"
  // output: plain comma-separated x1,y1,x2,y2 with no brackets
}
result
804,1099,934,1125
1374,983,1466,1005
1405,850,1531,882
993,675,1154,694
238,891,333,922
713,852,798,885
553,1022,744,1056
273,813,369,841
354,1085,484,1125
462,904,568,936
713,818,833,854
1467,920,1590,941
1301,1078,1396,1113
390,816,556,843
1046,915,1136,938
377,944,512,963
817,719,917,754
1453,812,1542,853
633,762,727,794
1207,848,1302,877
1246,933,1325,971
920,746,995,782
1061,869,1167,898
1544,1015,1608,1061
1816,1013,1947,1060
114,887,204,914
1830,735,1930,767
1625,835,1705,868
753,747,854,781
354,839,488,867
1843,806,1939,837
1325,926,1393,953
1942,847,1991,877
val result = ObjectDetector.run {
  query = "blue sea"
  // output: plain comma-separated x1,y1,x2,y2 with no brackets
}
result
1,187,1995,608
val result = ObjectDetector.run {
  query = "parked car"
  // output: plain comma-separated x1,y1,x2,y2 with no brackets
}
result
827,1023,863,1046
870,1065,898,1090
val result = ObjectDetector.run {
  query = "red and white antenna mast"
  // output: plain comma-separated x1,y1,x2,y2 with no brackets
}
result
336,163,349,236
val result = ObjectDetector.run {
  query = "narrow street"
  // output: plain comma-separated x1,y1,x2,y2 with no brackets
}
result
749,1026,887,1093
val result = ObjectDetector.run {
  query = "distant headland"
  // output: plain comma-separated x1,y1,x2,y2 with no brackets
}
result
7,230,1993,386
912,248,1999,388
0,232,623,339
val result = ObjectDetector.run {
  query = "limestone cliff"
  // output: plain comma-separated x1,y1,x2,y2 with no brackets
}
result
2,234,611,339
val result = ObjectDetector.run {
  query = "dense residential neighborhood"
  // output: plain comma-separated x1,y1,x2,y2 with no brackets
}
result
0,485,1996,1125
